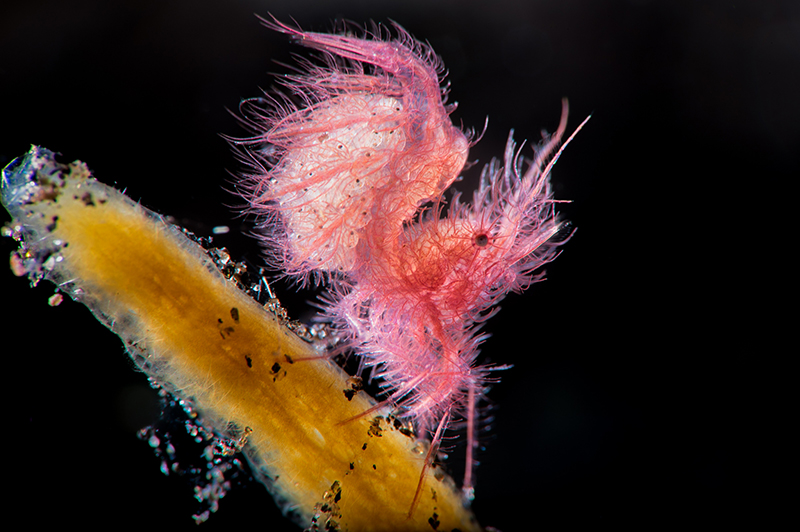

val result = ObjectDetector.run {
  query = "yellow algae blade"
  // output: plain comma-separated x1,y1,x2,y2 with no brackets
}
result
2,147,481,532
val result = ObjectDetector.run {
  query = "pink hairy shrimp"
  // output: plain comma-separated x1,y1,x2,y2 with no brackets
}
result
233,15,589,515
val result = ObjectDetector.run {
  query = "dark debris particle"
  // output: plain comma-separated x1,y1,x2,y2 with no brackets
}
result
391,415,415,438
270,361,287,382
428,512,440,530
230,307,240,322
362,443,367,451
80,192,95,206
245,355,252,368
367,416,383,437
284,354,294,364
372,464,377,470
343,377,364,401
349,462,354,470
350,377,364,390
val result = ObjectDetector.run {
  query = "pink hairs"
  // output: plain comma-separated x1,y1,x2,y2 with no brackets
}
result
234,16,588,512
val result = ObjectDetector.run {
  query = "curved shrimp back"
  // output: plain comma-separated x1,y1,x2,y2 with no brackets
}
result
237,17,469,282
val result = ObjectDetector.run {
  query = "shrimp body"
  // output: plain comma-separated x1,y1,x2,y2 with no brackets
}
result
244,20,468,277
236,17,585,502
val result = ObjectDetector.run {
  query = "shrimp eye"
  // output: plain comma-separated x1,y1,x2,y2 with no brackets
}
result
473,233,489,247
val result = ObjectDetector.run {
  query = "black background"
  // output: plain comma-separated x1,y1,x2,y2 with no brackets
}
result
1,1,792,529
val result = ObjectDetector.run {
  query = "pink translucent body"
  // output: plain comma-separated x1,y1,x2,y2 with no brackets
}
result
235,17,587,509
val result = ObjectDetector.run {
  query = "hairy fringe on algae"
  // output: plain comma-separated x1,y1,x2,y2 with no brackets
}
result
2,16,587,532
